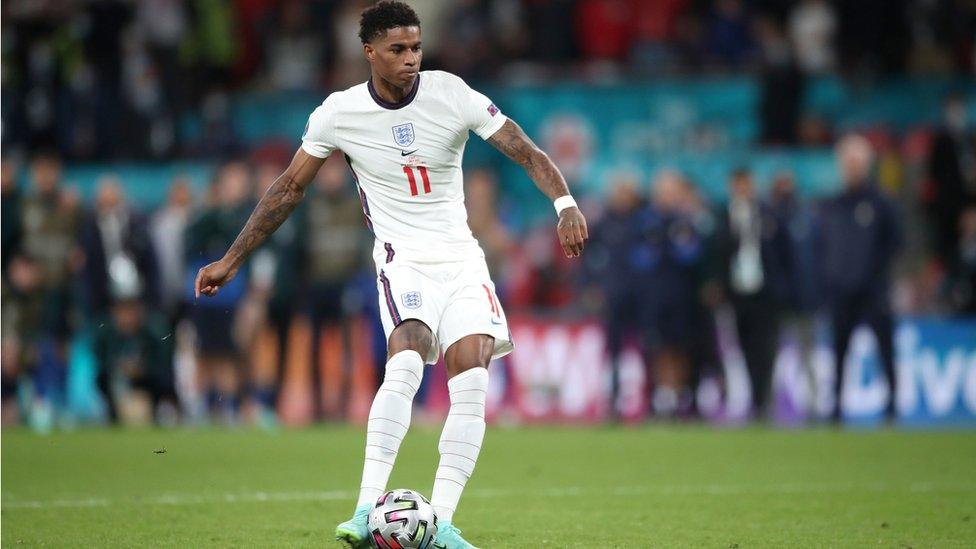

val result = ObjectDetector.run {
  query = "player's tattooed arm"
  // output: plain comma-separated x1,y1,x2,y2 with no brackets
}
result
195,149,325,298
487,119,588,258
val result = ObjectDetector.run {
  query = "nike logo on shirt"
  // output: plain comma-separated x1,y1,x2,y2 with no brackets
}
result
401,149,419,156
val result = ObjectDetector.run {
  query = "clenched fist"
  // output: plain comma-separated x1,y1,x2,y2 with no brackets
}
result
194,258,239,298
557,206,588,258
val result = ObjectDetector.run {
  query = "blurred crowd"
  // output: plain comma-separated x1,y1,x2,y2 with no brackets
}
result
3,96,975,426
2,151,382,427
3,0,975,160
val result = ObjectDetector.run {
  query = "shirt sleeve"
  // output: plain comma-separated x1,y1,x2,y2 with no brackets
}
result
301,95,338,158
457,78,507,140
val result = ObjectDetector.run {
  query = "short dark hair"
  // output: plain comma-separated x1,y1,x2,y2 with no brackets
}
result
359,1,421,44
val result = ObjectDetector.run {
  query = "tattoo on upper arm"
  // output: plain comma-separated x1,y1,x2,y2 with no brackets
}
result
487,120,539,168
225,154,316,264
487,119,569,200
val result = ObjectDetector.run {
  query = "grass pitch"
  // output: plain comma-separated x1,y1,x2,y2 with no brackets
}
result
2,425,975,547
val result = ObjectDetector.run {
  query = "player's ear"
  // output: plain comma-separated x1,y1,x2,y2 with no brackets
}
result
364,43,374,62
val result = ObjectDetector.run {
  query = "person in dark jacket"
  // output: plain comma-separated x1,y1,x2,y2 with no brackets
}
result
185,161,253,422
927,94,976,262
945,206,976,314
80,176,159,318
715,168,792,417
585,174,647,420
640,170,705,416
93,291,176,425
769,170,820,416
819,135,902,421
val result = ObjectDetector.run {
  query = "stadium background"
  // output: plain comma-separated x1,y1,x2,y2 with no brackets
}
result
3,0,975,431
4,2,976,547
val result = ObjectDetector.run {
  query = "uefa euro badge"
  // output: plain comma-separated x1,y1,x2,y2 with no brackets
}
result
401,291,422,309
392,123,416,148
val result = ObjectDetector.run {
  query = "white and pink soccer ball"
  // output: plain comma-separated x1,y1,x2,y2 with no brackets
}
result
367,489,438,549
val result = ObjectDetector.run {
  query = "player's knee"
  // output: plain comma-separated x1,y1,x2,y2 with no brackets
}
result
445,336,493,378
387,320,433,359
382,349,425,400
446,360,488,379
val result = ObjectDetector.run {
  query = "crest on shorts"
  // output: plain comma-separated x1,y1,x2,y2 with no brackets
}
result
401,291,422,309
392,123,416,147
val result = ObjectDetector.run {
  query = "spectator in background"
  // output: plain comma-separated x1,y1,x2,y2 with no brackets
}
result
1,254,45,426
333,0,373,87
714,168,791,418
679,177,722,417
642,170,704,417
576,0,634,63
630,0,690,71
927,94,976,263
769,170,820,415
241,159,305,425
92,262,176,426
788,0,837,75
439,0,493,81
465,168,515,284
757,16,804,145
2,156,23,272
18,152,82,428
704,0,757,68
507,225,577,310
185,161,253,422
80,176,159,318
585,173,645,420
819,135,902,422
151,177,194,325
945,206,976,314
303,155,371,419
264,0,324,91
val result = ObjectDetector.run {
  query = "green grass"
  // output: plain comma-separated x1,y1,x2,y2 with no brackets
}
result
2,425,975,547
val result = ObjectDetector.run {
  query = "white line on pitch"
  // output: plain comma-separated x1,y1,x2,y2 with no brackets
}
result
3,482,973,510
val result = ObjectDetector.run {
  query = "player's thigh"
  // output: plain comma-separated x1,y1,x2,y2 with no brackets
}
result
444,334,494,378
388,320,434,360
376,264,443,363
437,270,513,363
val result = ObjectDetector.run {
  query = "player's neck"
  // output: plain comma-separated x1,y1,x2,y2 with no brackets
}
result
368,72,419,106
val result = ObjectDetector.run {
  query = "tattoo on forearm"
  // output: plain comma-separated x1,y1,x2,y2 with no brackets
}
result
225,170,307,266
488,120,570,201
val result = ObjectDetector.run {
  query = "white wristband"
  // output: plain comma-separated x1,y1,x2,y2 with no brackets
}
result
554,195,577,215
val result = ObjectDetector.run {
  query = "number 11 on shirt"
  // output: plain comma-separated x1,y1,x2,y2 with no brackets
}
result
403,166,432,196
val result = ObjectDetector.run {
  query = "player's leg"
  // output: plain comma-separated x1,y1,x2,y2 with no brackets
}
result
360,321,432,502
337,320,432,548
339,260,442,547
431,334,493,549
428,260,511,548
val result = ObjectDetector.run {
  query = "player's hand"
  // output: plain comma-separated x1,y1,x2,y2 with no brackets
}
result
557,206,588,258
194,258,238,298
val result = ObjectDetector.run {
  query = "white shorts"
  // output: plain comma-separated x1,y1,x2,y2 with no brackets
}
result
375,255,514,364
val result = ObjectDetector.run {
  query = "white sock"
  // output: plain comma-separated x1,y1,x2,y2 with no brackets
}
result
430,368,488,524
356,350,424,507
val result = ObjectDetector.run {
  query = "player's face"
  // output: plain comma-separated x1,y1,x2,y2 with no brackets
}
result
366,26,422,89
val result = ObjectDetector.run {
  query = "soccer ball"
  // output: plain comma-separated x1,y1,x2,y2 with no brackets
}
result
367,489,438,549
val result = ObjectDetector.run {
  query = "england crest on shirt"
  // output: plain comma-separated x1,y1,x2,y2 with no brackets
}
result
401,291,422,309
392,123,415,147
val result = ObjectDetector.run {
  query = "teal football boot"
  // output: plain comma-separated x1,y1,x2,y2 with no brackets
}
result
433,522,479,549
335,503,372,548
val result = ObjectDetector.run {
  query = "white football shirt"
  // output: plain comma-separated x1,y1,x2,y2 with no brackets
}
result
301,70,507,265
